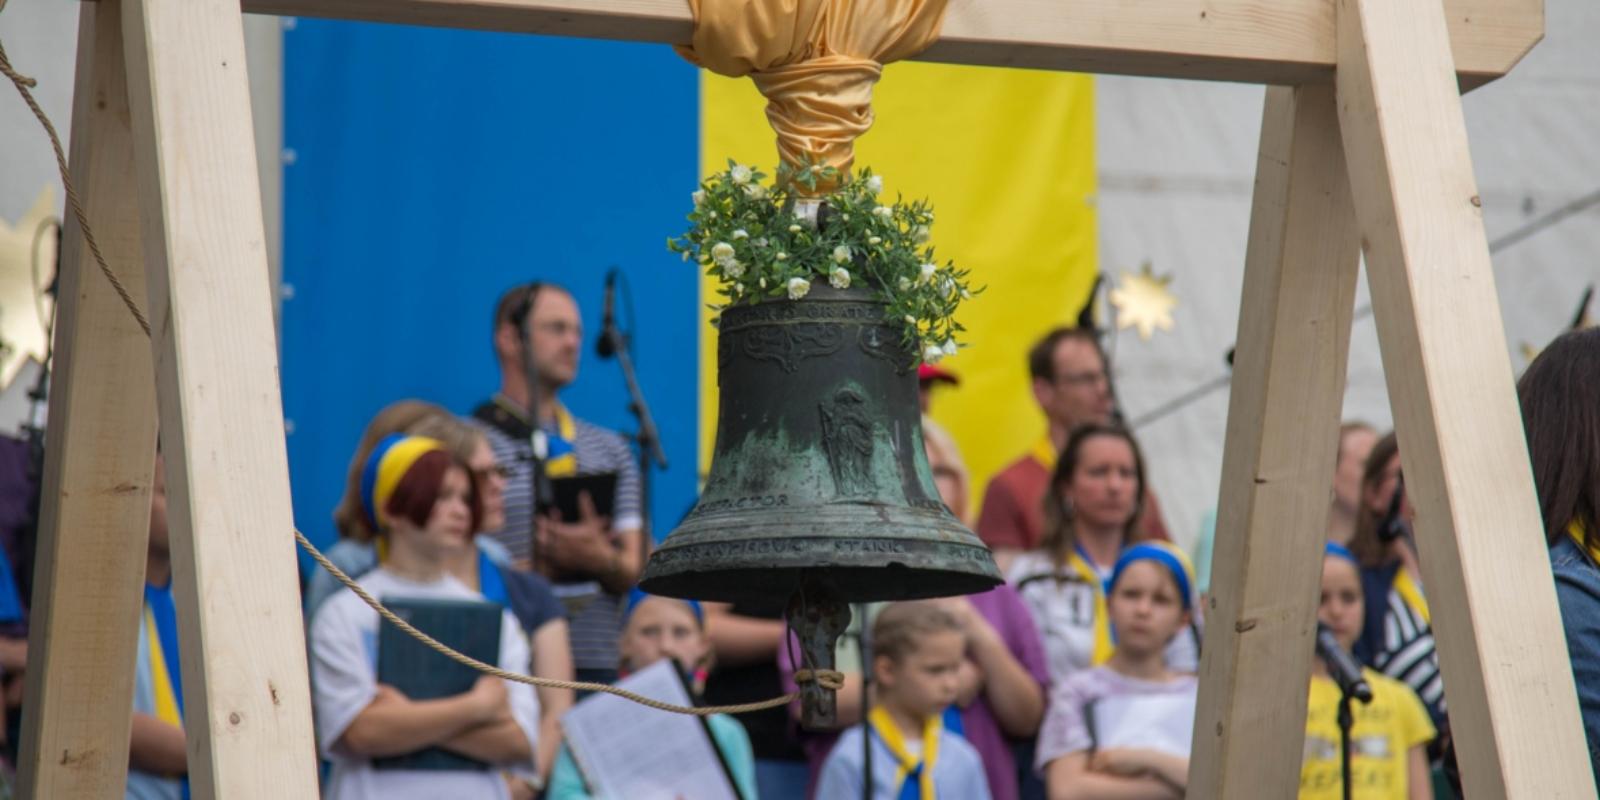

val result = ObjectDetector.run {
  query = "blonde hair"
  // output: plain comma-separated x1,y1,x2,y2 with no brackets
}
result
408,414,491,465
922,415,970,522
872,601,962,662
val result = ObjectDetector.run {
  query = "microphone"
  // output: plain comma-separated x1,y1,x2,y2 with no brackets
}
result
597,268,620,359
1315,623,1373,703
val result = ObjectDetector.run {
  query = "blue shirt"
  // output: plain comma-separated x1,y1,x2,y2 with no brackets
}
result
1552,535,1600,782
816,722,992,800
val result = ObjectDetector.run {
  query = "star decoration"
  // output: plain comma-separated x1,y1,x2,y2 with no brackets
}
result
0,185,58,384
1109,261,1177,341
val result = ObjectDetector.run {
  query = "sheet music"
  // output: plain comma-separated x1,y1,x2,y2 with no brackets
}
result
1092,692,1196,758
560,659,740,800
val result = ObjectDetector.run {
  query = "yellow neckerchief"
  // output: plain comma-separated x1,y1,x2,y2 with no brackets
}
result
1570,519,1600,565
1392,566,1431,627
868,706,941,800
1063,544,1116,665
1030,435,1058,471
494,394,577,476
145,606,182,729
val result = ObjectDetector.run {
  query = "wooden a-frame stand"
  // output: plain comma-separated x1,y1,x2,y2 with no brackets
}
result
17,0,1593,797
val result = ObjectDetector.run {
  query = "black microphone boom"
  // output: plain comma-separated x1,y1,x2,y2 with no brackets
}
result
1316,623,1373,703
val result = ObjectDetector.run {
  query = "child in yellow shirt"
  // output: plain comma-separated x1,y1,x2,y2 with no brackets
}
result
1303,542,1435,799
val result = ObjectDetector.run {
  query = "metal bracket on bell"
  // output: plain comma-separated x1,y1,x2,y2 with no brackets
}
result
785,574,851,729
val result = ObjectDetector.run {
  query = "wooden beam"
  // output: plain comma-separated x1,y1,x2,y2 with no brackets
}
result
1188,83,1360,800
15,2,159,796
1335,0,1596,795
119,0,320,795
239,0,1540,86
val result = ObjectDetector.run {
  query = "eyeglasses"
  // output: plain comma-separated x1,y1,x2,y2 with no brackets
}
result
472,464,515,481
1055,370,1109,388
530,320,583,339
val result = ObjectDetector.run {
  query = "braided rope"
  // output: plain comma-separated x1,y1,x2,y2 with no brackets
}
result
6,35,842,718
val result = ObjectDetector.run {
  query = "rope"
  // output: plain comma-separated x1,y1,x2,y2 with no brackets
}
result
0,40,153,339
5,34,842,719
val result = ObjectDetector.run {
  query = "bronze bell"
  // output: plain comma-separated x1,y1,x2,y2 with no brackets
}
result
639,283,1001,725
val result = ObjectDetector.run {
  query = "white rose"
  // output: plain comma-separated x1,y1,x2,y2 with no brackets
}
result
692,190,705,206
734,283,745,295
754,237,768,247
868,236,882,246
732,229,749,240
865,175,884,194
941,276,957,296
898,277,912,291
711,242,735,263
760,277,767,289
942,339,958,356
923,344,944,363
743,183,766,199
723,260,745,279
872,205,894,220
905,315,917,324
960,288,972,300
787,277,811,300
730,164,753,185
830,267,851,289
789,224,802,233
832,246,851,264
776,252,788,261
919,262,938,283
913,225,931,244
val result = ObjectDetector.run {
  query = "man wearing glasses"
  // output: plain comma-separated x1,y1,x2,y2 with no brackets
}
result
471,282,643,685
975,327,1170,571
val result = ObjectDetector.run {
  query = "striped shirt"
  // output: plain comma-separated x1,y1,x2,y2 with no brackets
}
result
471,395,642,672
1374,586,1446,725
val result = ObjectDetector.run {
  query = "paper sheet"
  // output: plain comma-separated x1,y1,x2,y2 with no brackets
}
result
560,660,740,800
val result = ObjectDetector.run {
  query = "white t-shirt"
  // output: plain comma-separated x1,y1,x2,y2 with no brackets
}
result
1007,551,1199,687
310,568,540,800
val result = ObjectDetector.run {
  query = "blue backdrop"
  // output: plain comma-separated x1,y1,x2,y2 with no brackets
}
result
282,20,701,572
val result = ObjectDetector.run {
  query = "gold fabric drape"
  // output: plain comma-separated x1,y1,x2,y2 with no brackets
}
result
679,0,949,194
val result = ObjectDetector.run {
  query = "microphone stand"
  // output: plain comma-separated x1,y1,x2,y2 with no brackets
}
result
599,280,667,567
516,314,554,570
1338,686,1357,800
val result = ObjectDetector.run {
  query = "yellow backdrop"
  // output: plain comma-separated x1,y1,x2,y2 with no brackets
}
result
699,62,1098,515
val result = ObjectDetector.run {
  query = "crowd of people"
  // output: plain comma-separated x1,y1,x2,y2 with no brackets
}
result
0,281,1594,799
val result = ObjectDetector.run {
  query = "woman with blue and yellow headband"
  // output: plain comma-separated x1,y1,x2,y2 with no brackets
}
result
309,434,541,800
1035,541,1199,798
1518,327,1600,785
1005,424,1200,690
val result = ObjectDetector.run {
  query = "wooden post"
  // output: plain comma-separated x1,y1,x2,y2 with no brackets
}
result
1335,0,1596,794
1188,84,1361,799
15,2,159,797
118,0,320,795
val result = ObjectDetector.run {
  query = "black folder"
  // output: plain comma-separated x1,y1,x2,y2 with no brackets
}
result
374,596,504,772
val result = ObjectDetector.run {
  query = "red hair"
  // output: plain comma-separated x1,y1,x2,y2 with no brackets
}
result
383,449,484,533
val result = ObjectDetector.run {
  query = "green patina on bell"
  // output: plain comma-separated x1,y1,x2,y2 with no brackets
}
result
641,283,1000,602
639,283,1000,725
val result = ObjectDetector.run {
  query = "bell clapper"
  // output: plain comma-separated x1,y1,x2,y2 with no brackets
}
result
786,574,851,730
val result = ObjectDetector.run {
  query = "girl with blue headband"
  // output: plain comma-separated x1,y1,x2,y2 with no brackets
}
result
1036,541,1199,798
1007,425,1200,690
310,434,541,800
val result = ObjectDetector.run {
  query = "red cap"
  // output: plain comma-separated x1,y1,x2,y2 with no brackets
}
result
918,364,959,386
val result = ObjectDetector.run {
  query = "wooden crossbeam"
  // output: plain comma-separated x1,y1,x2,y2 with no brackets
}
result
240,0,1540,85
